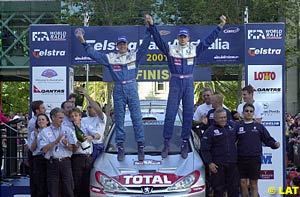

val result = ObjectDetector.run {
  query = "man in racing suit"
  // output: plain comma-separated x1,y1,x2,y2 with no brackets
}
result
145,15,227,158
76,17,151,161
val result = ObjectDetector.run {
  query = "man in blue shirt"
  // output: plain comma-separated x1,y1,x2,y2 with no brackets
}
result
237,103,280,197
145,14,227,158
76,18,151,161
201,108,239,197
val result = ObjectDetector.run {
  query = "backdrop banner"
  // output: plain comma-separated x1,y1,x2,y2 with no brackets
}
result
70,25,244,65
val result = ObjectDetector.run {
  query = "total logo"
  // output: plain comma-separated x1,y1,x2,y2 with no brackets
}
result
248,47,281,56
248,29,283,40
33,85,64,94
123,175,172,185
254,71,276,80
32,31,67,42
32,49,66,58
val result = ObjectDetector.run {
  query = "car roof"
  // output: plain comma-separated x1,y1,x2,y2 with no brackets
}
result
125,100,182,123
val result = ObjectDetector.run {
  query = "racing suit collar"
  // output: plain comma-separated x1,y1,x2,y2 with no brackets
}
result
117,51,129,57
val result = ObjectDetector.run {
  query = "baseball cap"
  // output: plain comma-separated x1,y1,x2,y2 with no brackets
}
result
116,36,128,44
178,28,189,36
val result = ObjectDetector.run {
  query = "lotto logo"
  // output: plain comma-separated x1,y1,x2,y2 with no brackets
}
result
32,32,50,41
248,30,265,39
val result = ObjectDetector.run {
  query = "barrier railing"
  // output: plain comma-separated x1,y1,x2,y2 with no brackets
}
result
1,120,28,179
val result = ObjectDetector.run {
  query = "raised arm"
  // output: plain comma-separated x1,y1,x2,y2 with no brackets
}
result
78,87,105,121
136,27,151,64
145,14,170,56
196,15,227,55
76,30,110,66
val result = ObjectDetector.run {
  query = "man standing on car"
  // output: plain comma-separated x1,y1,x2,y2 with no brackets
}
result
201,108,239,197
145,15,226,159
237,103,280,197
76,15,152,161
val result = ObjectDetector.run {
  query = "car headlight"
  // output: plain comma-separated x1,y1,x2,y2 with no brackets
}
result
168,170,200,191
95,171,126,192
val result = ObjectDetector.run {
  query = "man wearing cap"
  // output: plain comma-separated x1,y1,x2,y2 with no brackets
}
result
76,16,152,161
145,15,227,159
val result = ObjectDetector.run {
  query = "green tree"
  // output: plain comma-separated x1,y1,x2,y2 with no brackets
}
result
2,82,30,114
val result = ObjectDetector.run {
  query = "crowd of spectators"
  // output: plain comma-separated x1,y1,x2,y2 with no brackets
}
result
286,112,300,166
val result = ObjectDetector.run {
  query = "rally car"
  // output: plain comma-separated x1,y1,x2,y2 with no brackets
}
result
90,100,205,197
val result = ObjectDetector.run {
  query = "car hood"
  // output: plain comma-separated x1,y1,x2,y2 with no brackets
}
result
93,152,201,177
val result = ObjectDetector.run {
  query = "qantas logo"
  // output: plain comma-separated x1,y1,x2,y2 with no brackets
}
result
33,85,64,94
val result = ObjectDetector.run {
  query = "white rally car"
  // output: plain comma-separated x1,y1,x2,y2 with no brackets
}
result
90,100,205,197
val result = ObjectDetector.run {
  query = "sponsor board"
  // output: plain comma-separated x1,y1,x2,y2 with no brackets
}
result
245,23,284,197
70,25,244,65
30,25,70,66
31,66,67,114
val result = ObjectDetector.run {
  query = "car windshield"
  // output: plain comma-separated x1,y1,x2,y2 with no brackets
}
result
106,122,184,155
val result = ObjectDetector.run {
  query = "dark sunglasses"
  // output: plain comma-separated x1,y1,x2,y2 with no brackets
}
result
244,109,254,113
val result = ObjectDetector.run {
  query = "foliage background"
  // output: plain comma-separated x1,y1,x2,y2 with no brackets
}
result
2,0,299,114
